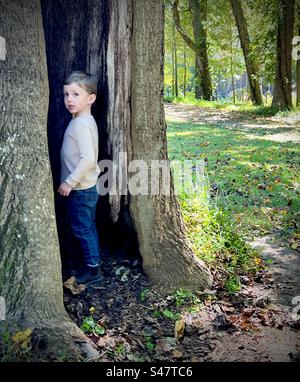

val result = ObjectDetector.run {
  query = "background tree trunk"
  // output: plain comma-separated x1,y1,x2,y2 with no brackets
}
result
230,0,263,105
189,0,212,100
230,27,236,104
272,0,295,109
172,0,212,100
172,20,179,97
183,45,187,96
130,0,212,291
296,0,300,107
0,0,94,359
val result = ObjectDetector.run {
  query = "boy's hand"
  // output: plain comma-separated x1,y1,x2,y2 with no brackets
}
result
58,182,73,196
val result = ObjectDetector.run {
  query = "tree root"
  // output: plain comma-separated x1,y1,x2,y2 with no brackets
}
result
31,321,100,362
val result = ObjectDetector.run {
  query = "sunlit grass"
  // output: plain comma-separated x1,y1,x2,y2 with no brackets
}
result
167,119,300,278
164,95,299,116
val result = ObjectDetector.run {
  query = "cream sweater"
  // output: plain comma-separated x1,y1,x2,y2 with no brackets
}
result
60,114,100,190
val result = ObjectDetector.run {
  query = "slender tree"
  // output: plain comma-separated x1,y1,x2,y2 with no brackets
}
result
183,45,187,96
296,0,300,107
272,0,295,109
172,0,212,100
229,27,236,103
172,19,179,97
229,0,263,105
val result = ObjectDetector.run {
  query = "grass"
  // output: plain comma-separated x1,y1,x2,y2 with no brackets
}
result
164,94,299,117
166,109,300,285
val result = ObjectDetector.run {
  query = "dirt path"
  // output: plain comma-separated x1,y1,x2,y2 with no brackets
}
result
164,102,300,143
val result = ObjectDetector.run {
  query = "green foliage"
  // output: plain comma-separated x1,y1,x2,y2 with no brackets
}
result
144,336,155,352
152,310,162,319
81,316,105,336
162,309,181,321
224,275,241,294
140,288,150,302
164,95,283,116
115,343,126,355
173,288,200,307
164,0,279,103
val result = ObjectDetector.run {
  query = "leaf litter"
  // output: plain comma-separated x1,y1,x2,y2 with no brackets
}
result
64,250,300,362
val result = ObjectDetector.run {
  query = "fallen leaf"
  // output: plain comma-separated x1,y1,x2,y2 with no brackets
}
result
63,276,85,295
155,337,177,353
97,335,116,348
172,349,183,359
120,269,130,282
12,329,32,349
174,319,185,340
221,305,235,313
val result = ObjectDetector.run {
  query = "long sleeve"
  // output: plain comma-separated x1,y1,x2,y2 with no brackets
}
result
60,115,99,190
65,122,96,188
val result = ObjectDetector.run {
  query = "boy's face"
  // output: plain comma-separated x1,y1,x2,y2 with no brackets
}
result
63,82,96,117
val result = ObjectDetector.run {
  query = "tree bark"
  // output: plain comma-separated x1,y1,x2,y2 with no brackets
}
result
130,0,212,291
189,0,212,100
0,1,212,360
0,0,97,360
183,45,187,96
230,0,263,105
296,1,300,107
230,28,236,104
172,0,212,100
172,20,179,98
272,0,295,109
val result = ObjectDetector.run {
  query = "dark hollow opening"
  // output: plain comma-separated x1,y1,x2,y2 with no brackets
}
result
41,0,141,275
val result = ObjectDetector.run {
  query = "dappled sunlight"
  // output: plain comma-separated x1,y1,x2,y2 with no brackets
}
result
244,132,300,143
167,106,300,252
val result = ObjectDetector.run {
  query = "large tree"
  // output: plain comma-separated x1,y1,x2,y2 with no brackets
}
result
272,0,295,109
229,0,263,105
0,0,97,360
0,0,212,358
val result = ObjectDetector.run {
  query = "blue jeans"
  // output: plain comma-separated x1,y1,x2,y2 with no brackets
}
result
66,185,100,267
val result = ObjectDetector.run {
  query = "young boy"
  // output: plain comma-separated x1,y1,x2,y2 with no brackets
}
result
58,71,101,285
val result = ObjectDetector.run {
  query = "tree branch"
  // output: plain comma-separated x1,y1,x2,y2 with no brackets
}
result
172,0,198,52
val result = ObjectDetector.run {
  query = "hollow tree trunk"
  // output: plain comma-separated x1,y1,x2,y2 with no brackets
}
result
41,0,111,267
130,0,212,291
0,1,211,357
230,0,263,105
272,0,295,109
0,0,95,359
42,0,212,292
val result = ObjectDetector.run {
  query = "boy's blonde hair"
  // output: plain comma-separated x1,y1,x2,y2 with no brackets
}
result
64,71,98,95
